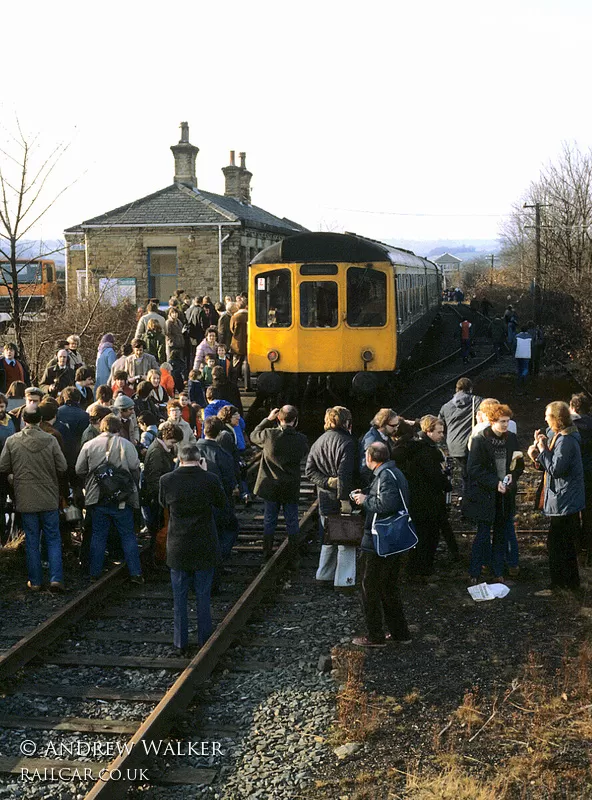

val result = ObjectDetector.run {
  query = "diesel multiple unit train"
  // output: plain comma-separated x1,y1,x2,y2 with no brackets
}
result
247,231,442,399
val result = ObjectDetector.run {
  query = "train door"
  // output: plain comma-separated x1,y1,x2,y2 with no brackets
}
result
342,264,394,372
297,266,341,372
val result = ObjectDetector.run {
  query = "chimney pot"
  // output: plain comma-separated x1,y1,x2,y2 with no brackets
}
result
229,150,235,166
239,152,246,169
171,122,199,188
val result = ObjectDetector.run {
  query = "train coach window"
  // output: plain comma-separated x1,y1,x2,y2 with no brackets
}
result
346,267,387,327
300,281,338,327
255,269,292,327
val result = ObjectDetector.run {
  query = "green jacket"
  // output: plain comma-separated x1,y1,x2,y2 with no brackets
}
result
0,425,67,513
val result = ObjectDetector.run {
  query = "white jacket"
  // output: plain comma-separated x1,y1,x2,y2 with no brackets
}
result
515,334,532,359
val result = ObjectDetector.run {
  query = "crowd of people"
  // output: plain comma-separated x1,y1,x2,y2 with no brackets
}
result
0,292,253,655
1,288,590,656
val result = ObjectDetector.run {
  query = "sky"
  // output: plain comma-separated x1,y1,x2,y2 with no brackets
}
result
2,0,592,246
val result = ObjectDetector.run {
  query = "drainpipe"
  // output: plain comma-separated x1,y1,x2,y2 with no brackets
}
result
84,232,90,298
218,225,231,301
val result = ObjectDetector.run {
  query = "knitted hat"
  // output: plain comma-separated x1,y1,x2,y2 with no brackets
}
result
113,394,135,410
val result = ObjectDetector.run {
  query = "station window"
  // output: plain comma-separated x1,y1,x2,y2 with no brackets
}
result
255,269,292,327
148,247,177,300
300,281,338,327
347,267,386,327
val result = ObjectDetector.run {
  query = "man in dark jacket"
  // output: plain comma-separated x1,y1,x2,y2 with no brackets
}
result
570,393,592,563
40,350,76,398
185,296,207,368
351,442,411,647
251,405,309,563
56,387,90,475
439,377,483,498
159,442,226,655
197,416,238,563
143,422,183,558
406,416,458,578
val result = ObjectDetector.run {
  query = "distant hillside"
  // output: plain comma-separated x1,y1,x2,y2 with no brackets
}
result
384,238,502,259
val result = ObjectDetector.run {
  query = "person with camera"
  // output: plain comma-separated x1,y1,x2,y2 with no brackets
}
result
350,441,411,647
406,415,458,579
250,405,309,565
528,401,585,590
462,403,523,583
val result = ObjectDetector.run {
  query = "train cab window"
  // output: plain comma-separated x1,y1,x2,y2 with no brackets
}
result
300,281,338,328
255,269,292,327
346,267,387,327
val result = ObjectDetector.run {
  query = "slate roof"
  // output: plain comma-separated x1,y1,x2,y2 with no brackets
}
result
65,184,307,236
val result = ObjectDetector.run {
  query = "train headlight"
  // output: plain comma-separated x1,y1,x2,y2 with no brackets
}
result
267,349,280,363
361,349,374,363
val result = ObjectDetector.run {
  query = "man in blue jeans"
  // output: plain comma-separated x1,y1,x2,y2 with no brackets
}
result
75,414,143,583
0,408,68,591
250,405,309,565
159,443,226,656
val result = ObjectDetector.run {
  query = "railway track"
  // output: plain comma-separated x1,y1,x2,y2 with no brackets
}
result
396,305,496,416
0,477,319,798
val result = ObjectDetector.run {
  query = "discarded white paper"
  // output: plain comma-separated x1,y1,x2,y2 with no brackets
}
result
467,582,510,601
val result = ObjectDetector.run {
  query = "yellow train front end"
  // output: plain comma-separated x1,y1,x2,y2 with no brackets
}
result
249,245,397,398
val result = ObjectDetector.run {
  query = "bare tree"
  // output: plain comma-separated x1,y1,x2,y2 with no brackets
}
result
0,120,73,363
501,142,592,294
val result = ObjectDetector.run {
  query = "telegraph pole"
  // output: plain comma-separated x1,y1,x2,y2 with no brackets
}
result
489,254,495,287
523,202,550,324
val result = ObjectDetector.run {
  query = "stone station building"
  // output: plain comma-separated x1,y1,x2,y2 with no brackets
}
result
64,123,306,304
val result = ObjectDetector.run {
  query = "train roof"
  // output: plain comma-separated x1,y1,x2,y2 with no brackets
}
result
250,232,438,270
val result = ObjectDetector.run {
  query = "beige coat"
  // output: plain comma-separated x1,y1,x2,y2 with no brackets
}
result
0,425,68,513
75,432,141,508
230,308,248,356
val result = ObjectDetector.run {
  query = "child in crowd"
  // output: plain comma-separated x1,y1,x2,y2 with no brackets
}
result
217,344,231,375
137,411,159,458
200,353,218,388
203,386,230,424
163,398,194,446
147,369,169,410
112,370,134,399
179,391,201,437
188,369,206,407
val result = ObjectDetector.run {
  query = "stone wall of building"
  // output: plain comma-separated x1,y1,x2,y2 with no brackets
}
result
65,226,285,303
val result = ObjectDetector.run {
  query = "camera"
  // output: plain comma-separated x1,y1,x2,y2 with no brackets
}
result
502,475,512,487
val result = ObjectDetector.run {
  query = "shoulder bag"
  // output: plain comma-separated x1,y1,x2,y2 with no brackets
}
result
325,513,364,547
371,469,418,557
93,437,135,505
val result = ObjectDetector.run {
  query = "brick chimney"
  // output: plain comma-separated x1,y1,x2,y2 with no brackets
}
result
171,121,199,188
238,151,252,205
222,151,241,198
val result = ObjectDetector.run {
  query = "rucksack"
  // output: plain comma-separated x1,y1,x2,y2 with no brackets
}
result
93,436,135,504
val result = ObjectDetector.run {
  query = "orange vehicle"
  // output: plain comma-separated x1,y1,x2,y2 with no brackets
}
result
0,259,58,311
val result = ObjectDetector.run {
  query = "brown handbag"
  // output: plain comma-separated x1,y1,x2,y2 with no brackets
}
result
324,513,365,546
